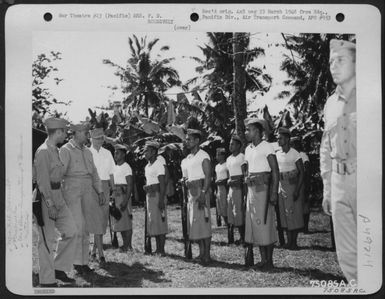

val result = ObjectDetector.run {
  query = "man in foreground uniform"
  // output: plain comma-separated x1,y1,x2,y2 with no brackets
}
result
33,117,77,286
143,141,168,255
184,129,212,264
59,122,106,274
243,118,279,270
226,135,245,245
320,39,357,283
276,128,304,250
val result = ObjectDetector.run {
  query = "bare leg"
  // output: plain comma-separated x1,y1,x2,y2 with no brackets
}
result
202,237,211,263
94,234,104,258
127,229,133,250
255,246,267,268
159,234,166,255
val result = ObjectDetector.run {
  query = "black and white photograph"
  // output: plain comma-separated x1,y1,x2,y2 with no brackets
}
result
4,3,382,296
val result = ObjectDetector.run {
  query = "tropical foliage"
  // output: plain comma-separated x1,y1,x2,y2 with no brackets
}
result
103,35,181,118
32,51,71,130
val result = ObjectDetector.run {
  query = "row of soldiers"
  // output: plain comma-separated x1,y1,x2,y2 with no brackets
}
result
179,121,310,269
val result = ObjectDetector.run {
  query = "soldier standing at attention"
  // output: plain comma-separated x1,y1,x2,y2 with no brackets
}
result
184,129,212,265
111,144,134,252
33,117,77,287
226,135,246,245
276,127,304,250
214,148,231,243
88,128,115,264
143,141,168,255
291,137,311,233
320,39,357,283
243,118,279,270
59,122,105,275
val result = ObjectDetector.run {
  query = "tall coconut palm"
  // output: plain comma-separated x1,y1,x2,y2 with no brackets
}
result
103,35,181,117
183,32,272,143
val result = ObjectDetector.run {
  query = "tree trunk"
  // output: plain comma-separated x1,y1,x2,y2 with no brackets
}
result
232,32,248,147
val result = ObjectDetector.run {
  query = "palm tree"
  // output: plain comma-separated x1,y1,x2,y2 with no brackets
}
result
184,32,272,143
103,35,181,117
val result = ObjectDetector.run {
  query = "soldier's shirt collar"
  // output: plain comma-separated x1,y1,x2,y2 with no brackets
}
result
69,138,85,150
45,138,59,152
335,86,356,103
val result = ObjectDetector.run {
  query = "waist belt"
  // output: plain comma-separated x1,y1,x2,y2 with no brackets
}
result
279,170,298,181
215,179,228,186
186,179,204,190
332,160,356,175
115,184,127,195
143,183,160,194
50,182,61,190
228,176,244,188
245,172,270,187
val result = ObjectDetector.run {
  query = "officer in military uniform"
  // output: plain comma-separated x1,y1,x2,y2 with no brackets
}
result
59,122,105,275
243,118,279,270
320,39,357,283
33,117,77,287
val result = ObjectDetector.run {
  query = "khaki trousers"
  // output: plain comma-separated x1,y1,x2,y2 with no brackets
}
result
37,190,77,284
62,177,94,265
331,171,357,283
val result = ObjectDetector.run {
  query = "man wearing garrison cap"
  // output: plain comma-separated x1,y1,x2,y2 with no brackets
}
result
183,129,212,264
143,140,168,255
88,128,116,264
214,147,230,243
33,117,77,286
243,118,279,270
320,39,357,283
59,121,106,275
226,135,246,245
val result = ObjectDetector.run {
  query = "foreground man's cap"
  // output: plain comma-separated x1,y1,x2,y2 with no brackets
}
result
69,121,91,132
330,39,356,54
44,117,68,129
90,128,104,138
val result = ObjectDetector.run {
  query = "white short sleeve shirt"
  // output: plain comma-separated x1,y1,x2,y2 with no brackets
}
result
181,158,188,179
276,148,301,172
89,146,115,180
226,153,245,177
145,158,166,185
157,155,166,166
215,162,229,181
245,141,275,173
113,162,132,185
184,149,211,180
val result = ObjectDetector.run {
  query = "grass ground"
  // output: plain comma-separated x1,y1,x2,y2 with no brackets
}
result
32,204,344,288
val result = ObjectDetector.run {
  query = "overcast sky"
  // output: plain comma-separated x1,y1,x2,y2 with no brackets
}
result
33,31,292,122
